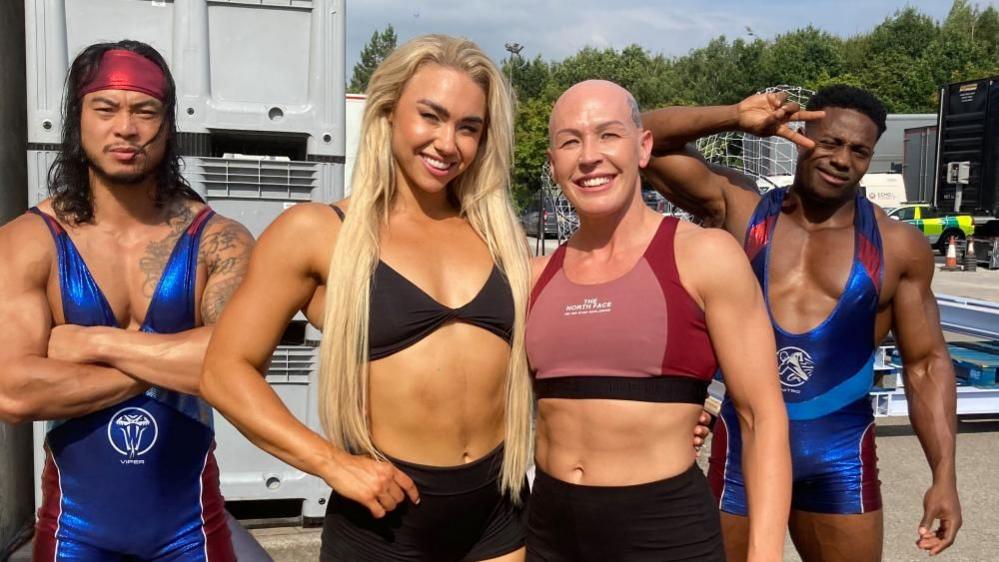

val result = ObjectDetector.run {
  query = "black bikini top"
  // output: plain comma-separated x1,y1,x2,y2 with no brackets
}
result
329,205,515,360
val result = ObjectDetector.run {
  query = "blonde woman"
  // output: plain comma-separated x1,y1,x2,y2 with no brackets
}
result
201,35,532,561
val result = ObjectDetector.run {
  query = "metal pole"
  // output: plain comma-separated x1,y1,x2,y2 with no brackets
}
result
536,188,545,256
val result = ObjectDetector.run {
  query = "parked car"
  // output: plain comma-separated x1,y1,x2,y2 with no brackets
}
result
521,198,559,237
886,204,975,254
642,189,667,213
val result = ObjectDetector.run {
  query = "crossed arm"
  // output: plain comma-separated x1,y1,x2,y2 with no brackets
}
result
0,216,145,423
44,216,254,395
0,213,252,424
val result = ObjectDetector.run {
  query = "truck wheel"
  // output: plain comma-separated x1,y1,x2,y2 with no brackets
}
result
936,229,965,255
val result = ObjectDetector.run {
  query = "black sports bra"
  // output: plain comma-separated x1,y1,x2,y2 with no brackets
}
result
329,205,515,360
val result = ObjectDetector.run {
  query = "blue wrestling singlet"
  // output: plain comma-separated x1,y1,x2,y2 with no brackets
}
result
708,188,884,515
29,207,235,562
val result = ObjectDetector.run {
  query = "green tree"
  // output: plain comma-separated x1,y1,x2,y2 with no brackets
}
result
547,44,675,111
865,7,939,60
849,8,940,112
502,54,552,101
758,26,844,88
502,0,999,208
916,0,999,99
511,96,555,207
669,37,767,105
348,24,398,93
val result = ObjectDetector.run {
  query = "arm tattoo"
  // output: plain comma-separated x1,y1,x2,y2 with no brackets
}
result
139,203,195,298
202,276,242,324
200,218,253,324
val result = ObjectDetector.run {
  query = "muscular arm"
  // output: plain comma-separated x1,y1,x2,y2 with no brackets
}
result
642,145,760,234
891,226,961,554
201,204,418,518
201,205,326,471
642,104,742,154
682,227,791,562
0,217,145,424
46,216,254,396
641,93,823,236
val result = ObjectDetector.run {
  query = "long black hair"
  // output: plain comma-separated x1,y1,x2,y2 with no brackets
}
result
49,40,202,224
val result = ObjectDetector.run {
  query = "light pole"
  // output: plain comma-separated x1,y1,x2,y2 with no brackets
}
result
504,42,524,91
503,42,544,255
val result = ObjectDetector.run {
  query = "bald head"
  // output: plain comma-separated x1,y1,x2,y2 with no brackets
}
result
549,80,641,145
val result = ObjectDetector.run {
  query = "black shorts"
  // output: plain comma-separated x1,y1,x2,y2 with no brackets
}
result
527,464,725,562
321,444,527,561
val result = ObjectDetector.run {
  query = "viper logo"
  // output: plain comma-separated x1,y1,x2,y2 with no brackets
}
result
107,407,158,461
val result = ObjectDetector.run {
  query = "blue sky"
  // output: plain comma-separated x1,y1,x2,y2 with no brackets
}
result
346,1,999,71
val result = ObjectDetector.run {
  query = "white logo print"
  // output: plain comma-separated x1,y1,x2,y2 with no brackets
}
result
107,407,158,465
563,297,613,316
777,346,815,390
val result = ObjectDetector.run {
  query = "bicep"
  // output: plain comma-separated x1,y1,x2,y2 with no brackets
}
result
0,229,52,371
205,212,325,371
891,239,947,369
200,218,255,325
643,146,756,229
0,275,51,362
696,236,780,409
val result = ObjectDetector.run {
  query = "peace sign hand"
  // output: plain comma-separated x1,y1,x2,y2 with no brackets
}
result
735,92,826,149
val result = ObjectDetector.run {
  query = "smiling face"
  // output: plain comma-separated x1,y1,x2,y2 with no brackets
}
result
795,107,879,205
547,80,652,218
79,89,167,185
389,63,487,198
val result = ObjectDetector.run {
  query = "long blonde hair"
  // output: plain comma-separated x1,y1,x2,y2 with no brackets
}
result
318,35,533,500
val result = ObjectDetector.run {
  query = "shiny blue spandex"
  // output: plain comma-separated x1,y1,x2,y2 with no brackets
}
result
29,207,235,562
708,189,884,515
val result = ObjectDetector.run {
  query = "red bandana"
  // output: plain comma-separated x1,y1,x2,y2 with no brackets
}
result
78,49,167,101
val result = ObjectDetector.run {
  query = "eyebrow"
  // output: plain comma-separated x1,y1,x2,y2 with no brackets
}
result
596,120,628,130
818,135,873,151
554,120,629,138
417,98,484,126
89,96,162,111
90,96,120,107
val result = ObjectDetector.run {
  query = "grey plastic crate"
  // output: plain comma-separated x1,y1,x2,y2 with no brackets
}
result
212,343,331,518
184,155,343,236
25,0,346,157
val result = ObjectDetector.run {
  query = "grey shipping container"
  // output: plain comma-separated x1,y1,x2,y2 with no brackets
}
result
903,125,938,204
871,114,937,174
25,0,346,160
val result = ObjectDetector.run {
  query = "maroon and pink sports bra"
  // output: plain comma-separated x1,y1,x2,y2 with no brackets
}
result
526,217,717,404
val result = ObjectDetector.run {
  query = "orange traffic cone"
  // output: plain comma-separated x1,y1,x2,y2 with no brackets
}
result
943,236,959,271
965,238,978,272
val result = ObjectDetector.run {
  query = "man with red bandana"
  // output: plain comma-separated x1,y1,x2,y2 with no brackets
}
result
0,41,259,561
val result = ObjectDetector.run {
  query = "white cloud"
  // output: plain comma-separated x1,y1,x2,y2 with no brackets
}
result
346,0,998,72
